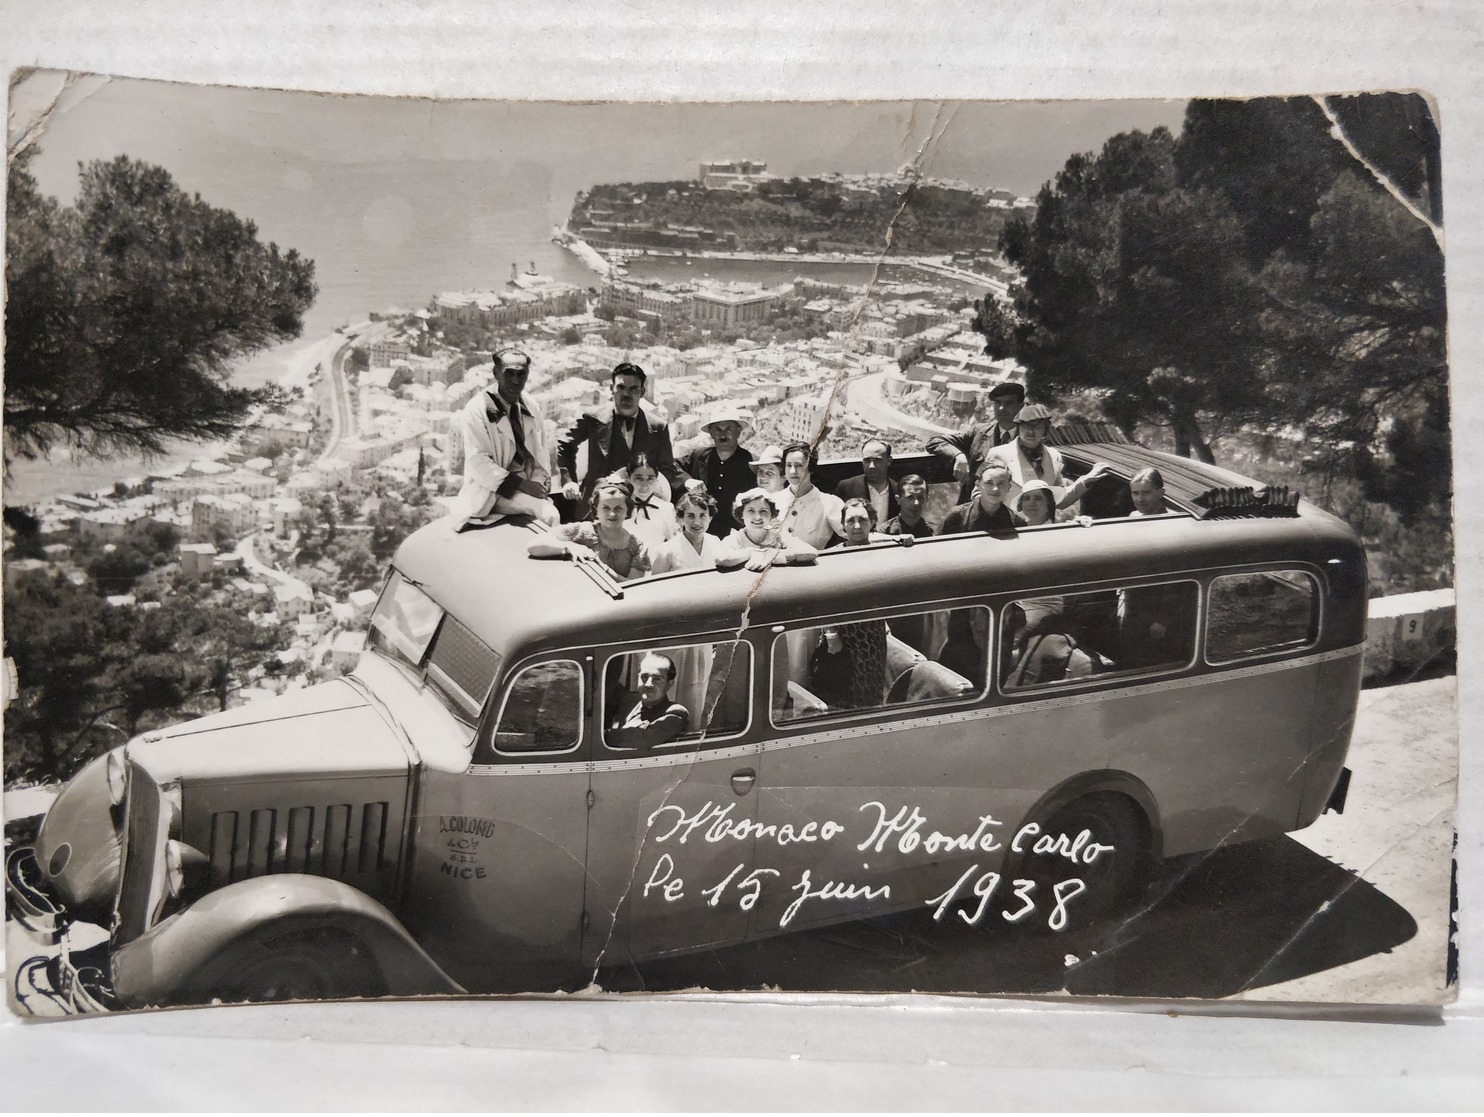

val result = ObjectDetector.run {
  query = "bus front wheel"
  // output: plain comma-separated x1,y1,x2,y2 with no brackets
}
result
1012,792,1152,929
197,927,388,1005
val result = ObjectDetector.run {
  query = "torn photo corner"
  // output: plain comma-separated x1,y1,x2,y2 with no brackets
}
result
2,73,1457,1018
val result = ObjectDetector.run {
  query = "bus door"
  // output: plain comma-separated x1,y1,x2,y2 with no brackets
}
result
582,636,761,967
407,655,592,991
747,608,1027,935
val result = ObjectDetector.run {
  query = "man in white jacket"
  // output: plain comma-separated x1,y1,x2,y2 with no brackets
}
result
453,348,560,529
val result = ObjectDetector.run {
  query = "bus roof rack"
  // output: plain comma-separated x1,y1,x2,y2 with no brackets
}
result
573,553,625,599
1192,484,1302,519
1046,421,1133,447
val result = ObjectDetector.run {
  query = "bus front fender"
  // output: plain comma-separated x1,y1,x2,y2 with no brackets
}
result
112,874,465,1007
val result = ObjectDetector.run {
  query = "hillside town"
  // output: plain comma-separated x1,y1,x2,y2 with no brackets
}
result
4,237,1019,718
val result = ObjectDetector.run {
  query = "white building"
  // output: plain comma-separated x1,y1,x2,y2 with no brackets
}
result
191,493,257,538
177,541,219,578
272,582,314,619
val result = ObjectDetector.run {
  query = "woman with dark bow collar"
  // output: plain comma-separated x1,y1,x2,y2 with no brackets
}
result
620,453,677,549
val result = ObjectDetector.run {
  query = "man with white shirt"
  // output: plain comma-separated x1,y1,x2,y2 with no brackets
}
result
776,440,844,549
452,348,560,529
834,438,899,528
982,402,1111,511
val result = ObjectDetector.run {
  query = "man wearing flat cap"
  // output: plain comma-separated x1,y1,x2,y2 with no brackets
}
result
982,402,1110,509
677,407,756,538
557,361,684,520
927,379,1027,504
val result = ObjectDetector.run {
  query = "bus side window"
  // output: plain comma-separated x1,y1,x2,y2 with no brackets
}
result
1206,570,1320,662
602,640,753,751
1001,581,1198,689
478,660,584,761
772,606,988,725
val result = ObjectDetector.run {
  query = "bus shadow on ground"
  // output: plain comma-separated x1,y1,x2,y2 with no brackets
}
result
613,836,1417,999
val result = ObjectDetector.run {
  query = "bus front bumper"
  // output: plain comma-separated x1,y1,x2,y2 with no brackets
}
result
5,846,116,1015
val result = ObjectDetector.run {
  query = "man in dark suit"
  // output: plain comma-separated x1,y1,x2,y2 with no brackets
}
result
557,362,684,519
925,380,1026,503
833,437,899,528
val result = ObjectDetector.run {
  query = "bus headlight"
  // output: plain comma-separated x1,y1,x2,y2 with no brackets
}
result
105,750,128,807
163,840,207,900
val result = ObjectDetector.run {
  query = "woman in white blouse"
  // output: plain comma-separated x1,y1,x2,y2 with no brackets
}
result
651,490,724,573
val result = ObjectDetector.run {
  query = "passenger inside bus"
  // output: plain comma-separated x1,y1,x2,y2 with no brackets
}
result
1000,578,1200,688
606,641,751,746
606,652,690,750
774,604,986,723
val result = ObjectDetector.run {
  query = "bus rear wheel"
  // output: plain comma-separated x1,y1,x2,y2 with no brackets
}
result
200,927,387,1004
1012,792,1152,930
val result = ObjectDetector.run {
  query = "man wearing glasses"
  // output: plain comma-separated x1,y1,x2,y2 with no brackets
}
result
453,347,561,529
982,402,1111,512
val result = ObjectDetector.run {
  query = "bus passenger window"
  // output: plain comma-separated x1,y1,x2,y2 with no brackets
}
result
772,607,988,725
1207,570,1319,662
603,640,752,750
1001,581,1198,689
483,661,583,757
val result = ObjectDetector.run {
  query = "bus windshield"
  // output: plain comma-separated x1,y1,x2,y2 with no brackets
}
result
367,569,503,726
368,570,444,669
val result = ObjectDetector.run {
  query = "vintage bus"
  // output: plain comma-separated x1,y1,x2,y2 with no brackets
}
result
7,440,1365,1009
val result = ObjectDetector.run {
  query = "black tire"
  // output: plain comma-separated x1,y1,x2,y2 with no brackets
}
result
1007,792,1152,932
192,926,387,1005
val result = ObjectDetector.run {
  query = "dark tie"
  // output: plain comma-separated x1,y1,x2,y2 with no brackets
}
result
507,403,531,470
633,495,657,519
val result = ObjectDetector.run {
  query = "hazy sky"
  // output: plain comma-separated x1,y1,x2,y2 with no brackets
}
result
15,75,1190,342
26,75,1188,210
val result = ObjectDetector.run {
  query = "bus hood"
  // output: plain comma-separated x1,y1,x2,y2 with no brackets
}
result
123,679,416,784
32,682,417,928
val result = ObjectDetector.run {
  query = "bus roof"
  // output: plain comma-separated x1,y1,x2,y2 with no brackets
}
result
391,444,1362,661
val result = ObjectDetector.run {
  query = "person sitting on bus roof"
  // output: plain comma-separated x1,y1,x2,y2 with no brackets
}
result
881,474,936,538
937,463,1025,538
834,438,899,528
982,403,1113,511
527,478,653,582
775,441,844,550
926,379,1025,504
620,453,677,550
717,488,818,572
749,444,790,497
650,490,724,574
1129,467,1169,516
678,408,756,539
452,347,562,531
608,652,690,750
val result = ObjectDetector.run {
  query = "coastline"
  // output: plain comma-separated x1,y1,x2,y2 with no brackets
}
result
556,227,1009,294
3,327,361,507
